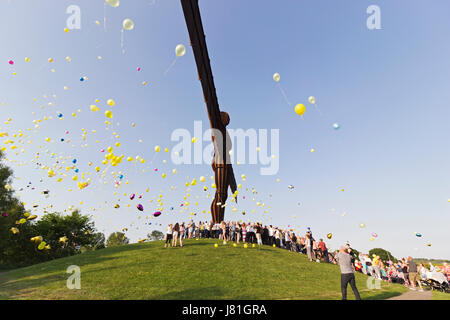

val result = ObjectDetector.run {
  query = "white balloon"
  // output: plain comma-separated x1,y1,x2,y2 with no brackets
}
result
308,96,316,104
105,0,120,8
273,73,280,83
175,44,186,57
122,18,134,31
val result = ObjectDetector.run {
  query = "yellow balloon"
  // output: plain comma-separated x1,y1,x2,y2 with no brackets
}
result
105,110,113,118
154,145,161,152
295,104,306,116
90,105,99,112
38,241,46,250
175,44,186,57
107,99,115,107
273,73,280,83
105,0,120,8
122,18,134,31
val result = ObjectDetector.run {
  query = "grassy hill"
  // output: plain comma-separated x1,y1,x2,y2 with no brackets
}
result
0,239,409,300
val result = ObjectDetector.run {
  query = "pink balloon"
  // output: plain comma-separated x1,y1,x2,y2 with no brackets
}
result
8,60,14,65
137,67,141,71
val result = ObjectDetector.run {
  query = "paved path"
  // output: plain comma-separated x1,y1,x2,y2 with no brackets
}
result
388,289,432,300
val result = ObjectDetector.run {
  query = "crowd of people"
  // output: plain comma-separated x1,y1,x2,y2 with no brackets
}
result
162,220,450,295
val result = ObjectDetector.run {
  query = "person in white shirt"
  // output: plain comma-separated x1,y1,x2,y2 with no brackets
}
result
164,224,173,248
306,232,314,261
284,230,291,250
274,229,281,247
268,226,274,246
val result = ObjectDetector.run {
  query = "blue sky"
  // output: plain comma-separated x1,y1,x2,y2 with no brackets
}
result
0,0,449,259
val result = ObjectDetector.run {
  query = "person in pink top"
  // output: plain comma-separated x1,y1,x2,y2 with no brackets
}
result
443,262,450,281
241,223,247,243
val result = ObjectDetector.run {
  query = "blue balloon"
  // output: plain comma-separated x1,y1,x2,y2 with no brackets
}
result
80,77,84,81
57,113,63,118
72,159,77,164
61,138,64,142
74,169,79,173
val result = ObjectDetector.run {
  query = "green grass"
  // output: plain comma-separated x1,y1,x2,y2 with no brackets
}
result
432,290,450,300
0,239,408,300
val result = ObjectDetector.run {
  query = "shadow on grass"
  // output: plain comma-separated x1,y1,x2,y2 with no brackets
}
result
364,290,404,300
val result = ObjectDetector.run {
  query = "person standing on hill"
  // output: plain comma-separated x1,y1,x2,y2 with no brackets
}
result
255,223,263,248
407,256,423,291
172,223,180,247
268,225,274,246
318,238,329,263
336,246,361,300
179,223,185,247
164,224,173,248
235,223,241,244
305,232,314,261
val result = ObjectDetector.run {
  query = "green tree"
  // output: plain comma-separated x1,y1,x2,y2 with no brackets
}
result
33,210,98,257
106,232,129,247
147,230,164,241
0,150,29,267
369,248,396,262
0,151,105,268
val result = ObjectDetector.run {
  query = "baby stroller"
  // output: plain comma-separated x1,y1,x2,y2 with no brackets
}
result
421,272,449,293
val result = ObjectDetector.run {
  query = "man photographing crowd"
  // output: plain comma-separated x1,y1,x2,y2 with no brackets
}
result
336,246,361,300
